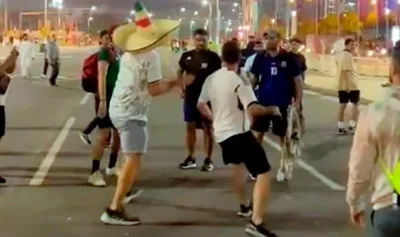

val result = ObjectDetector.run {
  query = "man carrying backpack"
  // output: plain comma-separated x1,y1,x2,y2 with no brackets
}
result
84,29,121,187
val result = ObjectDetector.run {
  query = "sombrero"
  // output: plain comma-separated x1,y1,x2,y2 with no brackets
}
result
113,2,180,52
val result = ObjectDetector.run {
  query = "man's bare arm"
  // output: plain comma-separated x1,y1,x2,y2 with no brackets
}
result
0,48,18,74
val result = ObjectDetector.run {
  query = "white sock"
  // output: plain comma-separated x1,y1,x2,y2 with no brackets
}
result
338,121,345,129
349,120,356,128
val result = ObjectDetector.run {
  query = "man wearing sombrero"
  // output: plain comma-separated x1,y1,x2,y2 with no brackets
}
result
100,2,181,225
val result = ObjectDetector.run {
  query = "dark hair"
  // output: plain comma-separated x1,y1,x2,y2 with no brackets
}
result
344,38,354,46
290,38,302,44
99,29,109,38
193,28,208,36
222,41,241,64
262,32,268,38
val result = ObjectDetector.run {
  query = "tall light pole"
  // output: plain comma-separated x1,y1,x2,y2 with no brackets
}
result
385,8,390,49
202,0,212,40
44,0,48,28
4,0,8,32
314,0,319,35
371,0,379,38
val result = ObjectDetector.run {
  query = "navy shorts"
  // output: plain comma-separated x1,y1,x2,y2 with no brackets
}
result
183,101,211,129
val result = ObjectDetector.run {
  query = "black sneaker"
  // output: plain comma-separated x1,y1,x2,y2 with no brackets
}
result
245,221,277,237
179,156,197,169
100,208,141,226
79,132,91,145
348,126,356,134
0,175,6,184
337,128,347,135
237,203,252,217
201,158,214,172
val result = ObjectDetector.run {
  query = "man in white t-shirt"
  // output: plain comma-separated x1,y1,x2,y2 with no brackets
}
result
197,41,279,237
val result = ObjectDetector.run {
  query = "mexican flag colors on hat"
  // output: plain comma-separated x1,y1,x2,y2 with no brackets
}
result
134,2,151,28
112,2,180,53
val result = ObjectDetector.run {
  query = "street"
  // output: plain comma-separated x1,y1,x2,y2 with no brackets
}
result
0,47,366,237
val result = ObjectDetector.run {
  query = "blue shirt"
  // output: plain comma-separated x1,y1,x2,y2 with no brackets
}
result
250,51,301,106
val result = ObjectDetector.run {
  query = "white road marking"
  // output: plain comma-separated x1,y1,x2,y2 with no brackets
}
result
262,136,346,191
29,117,76,186
80,93,91,105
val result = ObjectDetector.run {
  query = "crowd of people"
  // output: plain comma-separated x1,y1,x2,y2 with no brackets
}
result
0,1,400,236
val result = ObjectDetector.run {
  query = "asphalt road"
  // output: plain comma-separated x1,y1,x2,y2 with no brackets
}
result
0,48,367,237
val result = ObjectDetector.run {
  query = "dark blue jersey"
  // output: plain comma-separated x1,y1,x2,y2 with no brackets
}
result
250,50,301,106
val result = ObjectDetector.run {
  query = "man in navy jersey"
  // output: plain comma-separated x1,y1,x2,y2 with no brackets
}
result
249,30,303,182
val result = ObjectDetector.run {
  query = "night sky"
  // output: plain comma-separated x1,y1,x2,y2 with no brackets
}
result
7,0,242,16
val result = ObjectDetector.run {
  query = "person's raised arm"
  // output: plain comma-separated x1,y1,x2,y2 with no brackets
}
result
0,47,18,75
148,51,179,96
235,82,280,119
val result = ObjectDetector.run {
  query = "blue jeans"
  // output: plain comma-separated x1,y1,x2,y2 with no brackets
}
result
370,206,400,237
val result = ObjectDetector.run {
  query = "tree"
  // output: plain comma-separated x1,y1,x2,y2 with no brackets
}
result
364,11,377,29
297,19,315,36
341,12,362,34
258,14,271,32
318,13,338,34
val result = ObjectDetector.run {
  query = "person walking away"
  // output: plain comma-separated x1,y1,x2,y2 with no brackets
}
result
346,46,400,236
0,47,19,183
19,33,35,79
79,28,117,147
42,36,51,79
47,35,60,87
100,4,181,224
335,38,359,135
249,30,303,182
197,41,279,237
88,29,121,187
177,28,221,172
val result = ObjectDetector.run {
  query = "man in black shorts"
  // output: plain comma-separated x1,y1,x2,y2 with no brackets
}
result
197,41,279,237
88,29,121,187
177,28,221,172
335,38,359,135
249,30,303,182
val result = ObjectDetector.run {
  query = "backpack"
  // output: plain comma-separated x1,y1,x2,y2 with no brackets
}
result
81,47,114,93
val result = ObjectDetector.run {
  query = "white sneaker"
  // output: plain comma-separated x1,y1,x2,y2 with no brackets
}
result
88,171,107,187
276,167,286,182
41,74,47,79
105,167,120,177
284,161,294,181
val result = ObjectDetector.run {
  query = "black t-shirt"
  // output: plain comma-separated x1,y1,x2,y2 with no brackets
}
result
288,52,307,73
179,49,221,103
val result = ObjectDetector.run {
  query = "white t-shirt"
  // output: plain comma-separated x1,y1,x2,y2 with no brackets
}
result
109,50,162,126
198,67,257,143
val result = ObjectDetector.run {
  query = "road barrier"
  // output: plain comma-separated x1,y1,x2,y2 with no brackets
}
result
305,53,389,78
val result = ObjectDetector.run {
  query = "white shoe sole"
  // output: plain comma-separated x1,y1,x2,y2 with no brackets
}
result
100,213,140,226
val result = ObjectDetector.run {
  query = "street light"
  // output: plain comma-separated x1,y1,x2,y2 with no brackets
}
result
385,8,390,49
91,6,97,11
202,0,212,38
371,0,379,38
194,11,198,16
130,10,136,15
149,13,153,18
180,7,186,13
